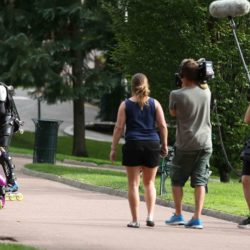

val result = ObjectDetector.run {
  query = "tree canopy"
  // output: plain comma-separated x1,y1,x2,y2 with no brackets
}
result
0,0,117,156
108,0,250,181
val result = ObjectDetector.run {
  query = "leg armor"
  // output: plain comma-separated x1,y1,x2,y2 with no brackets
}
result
0,115,16,185
0,147,16,185
0,115,14,147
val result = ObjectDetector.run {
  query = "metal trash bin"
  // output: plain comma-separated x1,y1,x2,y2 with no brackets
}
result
33,119,63,164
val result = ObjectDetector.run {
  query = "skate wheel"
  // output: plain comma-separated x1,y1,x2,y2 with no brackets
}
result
5,194,9,201
16,193,23,201
9,194,16,201
6,193,16,201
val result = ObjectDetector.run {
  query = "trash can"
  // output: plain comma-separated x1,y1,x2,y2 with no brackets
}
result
33,119,63,164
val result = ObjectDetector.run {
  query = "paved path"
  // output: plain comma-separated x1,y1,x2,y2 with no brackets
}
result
0,157,250,250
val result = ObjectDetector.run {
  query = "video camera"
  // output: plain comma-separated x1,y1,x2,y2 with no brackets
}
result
175,58,215,87
197,58,215,82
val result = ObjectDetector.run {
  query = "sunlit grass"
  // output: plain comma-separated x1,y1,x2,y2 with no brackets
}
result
25,163,249,217
0,244,39,250
10,131,122,165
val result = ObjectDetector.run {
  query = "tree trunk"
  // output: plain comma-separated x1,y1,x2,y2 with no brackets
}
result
72,54,88,156
71,35,87,156
73,97,88,156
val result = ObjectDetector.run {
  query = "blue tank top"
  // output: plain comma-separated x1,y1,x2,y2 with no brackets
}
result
125,97,160,141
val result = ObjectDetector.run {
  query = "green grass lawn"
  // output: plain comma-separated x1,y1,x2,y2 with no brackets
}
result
0,244,38,250
10,131,122,165
25,163,249,217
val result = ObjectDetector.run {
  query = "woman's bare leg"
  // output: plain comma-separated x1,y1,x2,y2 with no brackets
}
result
126,166,141,222
142,166,158,221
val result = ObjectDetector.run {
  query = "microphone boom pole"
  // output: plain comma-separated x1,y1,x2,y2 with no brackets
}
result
228,16,250,83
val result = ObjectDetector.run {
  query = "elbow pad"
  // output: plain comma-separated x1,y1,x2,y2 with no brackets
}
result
0,86,7,102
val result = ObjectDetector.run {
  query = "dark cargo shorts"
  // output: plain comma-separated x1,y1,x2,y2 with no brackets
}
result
170,148,212,188
240,138,250,175
242,160,250,176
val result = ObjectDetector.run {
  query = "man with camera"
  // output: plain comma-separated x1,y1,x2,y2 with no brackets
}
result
165,58,213,229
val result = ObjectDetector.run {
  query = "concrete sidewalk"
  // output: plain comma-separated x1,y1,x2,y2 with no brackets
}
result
0,156,249,250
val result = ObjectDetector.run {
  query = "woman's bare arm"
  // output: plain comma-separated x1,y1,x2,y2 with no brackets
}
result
155,99,168,157
244,105,250,124
110,102,126,162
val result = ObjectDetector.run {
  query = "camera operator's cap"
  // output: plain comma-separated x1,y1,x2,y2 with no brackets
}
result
180,58,190,67
197,58,205,64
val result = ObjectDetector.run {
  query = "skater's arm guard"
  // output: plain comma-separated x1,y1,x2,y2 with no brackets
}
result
0,86,7,117
0,102,6,116
0,86,7,102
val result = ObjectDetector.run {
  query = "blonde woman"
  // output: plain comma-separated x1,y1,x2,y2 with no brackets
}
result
110,73,168,228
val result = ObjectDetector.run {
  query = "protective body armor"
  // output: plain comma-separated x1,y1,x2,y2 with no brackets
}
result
0,83,20,185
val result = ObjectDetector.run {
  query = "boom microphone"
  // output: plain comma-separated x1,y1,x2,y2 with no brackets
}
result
209,0,250,18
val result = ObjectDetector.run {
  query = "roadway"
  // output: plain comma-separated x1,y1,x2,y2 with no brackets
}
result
14,88,116,142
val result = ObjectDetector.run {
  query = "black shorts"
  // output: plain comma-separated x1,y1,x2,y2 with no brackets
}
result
122,140,160,168
242,160,250,176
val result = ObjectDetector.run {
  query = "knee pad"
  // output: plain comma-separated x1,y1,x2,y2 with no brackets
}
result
0,147,14,169
0,148,15,185
0,174,6,187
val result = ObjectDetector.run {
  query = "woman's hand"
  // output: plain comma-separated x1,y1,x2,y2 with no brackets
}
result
110,149,116,163
160,144,168,158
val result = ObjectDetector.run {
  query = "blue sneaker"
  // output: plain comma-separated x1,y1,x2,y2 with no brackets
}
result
185,218,203,229
6,182,19,193
165,213,185,225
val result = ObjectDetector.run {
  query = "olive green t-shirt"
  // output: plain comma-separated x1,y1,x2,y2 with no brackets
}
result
169,86,212,151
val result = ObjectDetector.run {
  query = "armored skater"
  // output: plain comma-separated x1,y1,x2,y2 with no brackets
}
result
0,82,23,205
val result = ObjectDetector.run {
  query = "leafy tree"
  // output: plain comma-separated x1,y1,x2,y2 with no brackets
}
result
108,0,250,181
0,0,117,156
